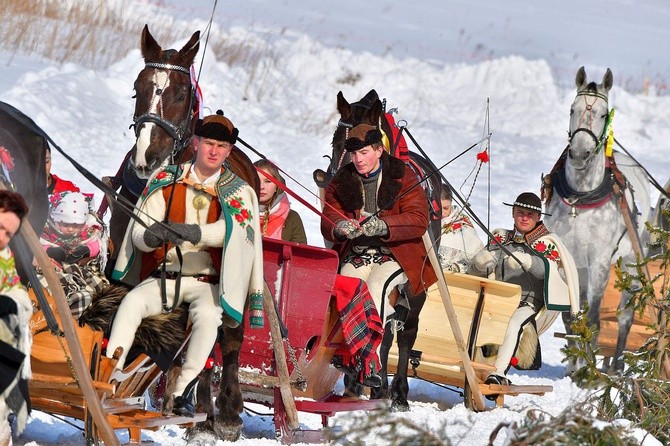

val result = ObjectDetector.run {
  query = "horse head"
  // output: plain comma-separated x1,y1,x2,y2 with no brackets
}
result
130,25,199,179
313,89,383,188
567,66,613,176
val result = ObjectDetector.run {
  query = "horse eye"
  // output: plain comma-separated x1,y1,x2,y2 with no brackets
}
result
156,88,163,95
131,94,137,99
569,109,574,115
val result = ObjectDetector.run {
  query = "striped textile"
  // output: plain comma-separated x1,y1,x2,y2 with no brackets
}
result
332,274,383,377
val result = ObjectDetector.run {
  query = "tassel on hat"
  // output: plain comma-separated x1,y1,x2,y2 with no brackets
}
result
194,110,239,144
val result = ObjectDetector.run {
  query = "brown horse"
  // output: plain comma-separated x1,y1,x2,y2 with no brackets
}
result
313,89,441,411
103,25,259,442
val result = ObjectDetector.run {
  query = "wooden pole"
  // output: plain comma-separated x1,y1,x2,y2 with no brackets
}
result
262,282,300,430
422,233,487,411
20,222,120,446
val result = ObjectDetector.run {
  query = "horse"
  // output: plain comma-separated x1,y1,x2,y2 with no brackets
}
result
542,66,651,373
102,25,259,442
313,89,442,411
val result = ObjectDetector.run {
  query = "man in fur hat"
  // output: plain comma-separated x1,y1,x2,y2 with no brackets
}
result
321,123,437,385
108,110,264,417
470,192,578,396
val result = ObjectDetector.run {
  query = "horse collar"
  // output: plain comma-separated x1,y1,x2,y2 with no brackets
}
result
552,166,615,209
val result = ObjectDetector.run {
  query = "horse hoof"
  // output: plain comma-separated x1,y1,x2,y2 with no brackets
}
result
390,400,410,412
214,419,243,442
185,427,218,446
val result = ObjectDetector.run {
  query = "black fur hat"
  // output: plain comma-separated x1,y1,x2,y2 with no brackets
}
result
194,110,238,143
504,192,551,216
345,124,382,152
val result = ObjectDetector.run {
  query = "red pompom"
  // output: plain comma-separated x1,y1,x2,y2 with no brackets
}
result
205,357,215,369
510,356,519,367
476,150,489,163
101,338,109,349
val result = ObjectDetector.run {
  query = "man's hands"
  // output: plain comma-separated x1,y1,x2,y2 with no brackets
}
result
505,252,533,271
472,249,497,271
144,222,202,248
334,220,363,240
361,216,388,237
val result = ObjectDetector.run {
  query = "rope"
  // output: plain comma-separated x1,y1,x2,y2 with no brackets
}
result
614,137,670,200
196,0,218,85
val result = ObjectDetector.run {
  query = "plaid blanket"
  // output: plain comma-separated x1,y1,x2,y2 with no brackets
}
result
38,258,108,319
332,274,383,377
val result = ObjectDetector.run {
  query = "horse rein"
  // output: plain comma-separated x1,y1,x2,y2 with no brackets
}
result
131,62,196,164
568,90,610,156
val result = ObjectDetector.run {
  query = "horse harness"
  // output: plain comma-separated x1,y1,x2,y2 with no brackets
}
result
130,62,196,164
542,147,632,217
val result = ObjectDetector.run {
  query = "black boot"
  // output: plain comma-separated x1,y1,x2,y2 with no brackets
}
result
484,374,511,401
172,377,199,417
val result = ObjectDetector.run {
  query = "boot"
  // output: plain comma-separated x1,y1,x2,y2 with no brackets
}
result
484,374,511,401
172,377,199,417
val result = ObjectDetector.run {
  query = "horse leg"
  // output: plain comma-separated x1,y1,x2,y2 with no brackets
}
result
611,289,635,373
563,268,590,377
369,328,393,400
184,367,219,445
388,289,426,412
213,324,245,441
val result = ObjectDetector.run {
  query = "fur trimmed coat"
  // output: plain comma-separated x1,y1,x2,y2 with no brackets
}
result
321,152,437,295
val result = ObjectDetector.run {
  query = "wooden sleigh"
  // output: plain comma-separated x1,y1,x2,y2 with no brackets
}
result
387,271,553,408
233,237,383,443
24,225,204,445
597,258,666,357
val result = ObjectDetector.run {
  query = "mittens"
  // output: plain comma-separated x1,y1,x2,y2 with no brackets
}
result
505,252,533,271
334,220,363,240
167,223,202,245
143,222,168,248
46,246,67,262
67,245,91,262
362,216,388,237
472,249,497,271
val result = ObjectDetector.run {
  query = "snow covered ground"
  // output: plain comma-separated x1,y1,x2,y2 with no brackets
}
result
2,0,670,444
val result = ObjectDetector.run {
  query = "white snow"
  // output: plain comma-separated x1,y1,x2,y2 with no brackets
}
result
2,0,669,444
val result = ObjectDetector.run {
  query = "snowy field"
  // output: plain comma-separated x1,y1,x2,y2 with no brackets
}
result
2,0,669,444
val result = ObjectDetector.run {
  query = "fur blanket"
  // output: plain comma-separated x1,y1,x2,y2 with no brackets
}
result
79,283,188,371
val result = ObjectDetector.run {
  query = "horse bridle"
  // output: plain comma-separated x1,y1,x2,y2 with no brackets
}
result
130,62,196,163
568,90,610,156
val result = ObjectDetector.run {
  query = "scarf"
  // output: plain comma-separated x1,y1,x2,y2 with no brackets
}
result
260,191,291,239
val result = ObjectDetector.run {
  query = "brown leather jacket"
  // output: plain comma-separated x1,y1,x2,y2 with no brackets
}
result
321,152,437,295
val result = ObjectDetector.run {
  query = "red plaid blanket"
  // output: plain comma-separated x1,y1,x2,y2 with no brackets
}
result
332,274,383,377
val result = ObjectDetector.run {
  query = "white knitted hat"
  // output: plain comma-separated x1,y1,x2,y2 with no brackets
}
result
51,192,90,225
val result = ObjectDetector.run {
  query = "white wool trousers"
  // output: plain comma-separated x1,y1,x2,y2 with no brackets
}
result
106,276,223,396
494,305,536,376
340,257,407,327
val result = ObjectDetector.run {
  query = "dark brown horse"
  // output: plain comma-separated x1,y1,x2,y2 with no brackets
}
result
313,89,441,411
103,25,259,442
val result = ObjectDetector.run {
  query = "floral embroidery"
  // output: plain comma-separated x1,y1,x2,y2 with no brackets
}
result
226,196,253,229
532,240,560,262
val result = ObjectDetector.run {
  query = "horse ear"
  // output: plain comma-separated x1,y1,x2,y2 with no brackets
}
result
575,66,587,89
336,91,351,117
370,98,383,123
362,89,379,103
602,68,613,92
177,30,201,66
141,25,162,61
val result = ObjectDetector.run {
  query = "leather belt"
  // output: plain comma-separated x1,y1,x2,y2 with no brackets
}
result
151,271,219,285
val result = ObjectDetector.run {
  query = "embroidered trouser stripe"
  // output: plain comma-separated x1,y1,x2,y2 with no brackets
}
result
340,259,407,328
494,305,536,376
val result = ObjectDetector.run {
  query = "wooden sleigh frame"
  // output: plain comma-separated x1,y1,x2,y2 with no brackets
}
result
23,222,204,445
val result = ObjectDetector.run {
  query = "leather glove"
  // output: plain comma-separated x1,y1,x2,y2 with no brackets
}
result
66,245,91,263
362,216,388,237
143,222,168,248
505,252,534,272
46,246,68,262
167,223,202,245
472,249,497,272
333,220,363,241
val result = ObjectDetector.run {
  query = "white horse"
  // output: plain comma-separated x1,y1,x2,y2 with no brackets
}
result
543,66,650,372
